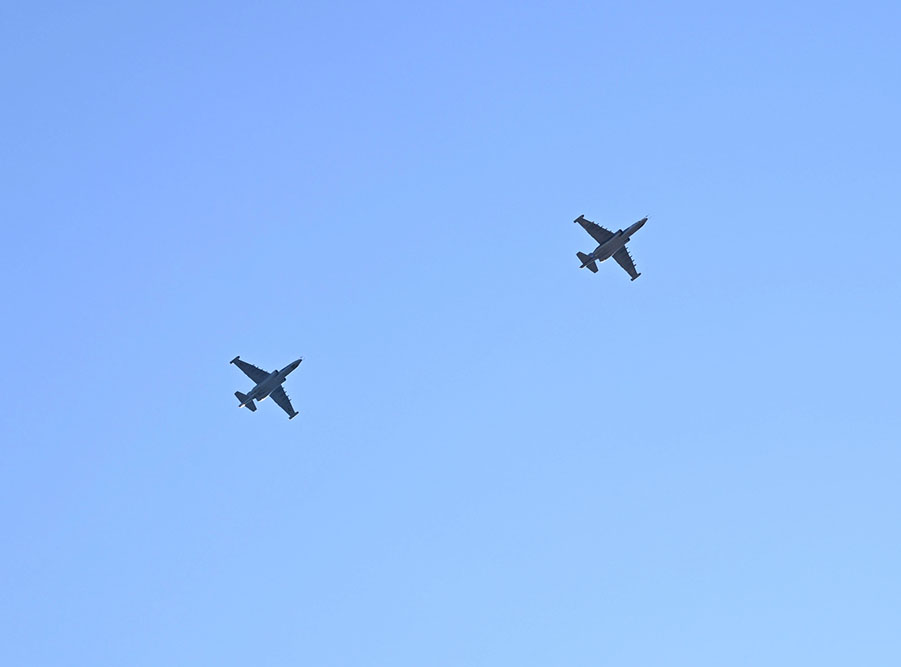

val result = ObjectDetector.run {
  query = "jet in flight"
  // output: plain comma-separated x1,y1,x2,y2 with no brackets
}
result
230,356,302,419
574,214,648,280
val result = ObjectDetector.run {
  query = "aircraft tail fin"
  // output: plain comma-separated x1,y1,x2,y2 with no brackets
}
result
577,252,598,273
235,391,257,412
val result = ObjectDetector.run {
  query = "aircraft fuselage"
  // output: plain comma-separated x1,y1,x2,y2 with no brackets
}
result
245,359,302,402
585,217,647,264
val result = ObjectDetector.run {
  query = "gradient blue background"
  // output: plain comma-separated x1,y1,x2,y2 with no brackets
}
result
2,2,899,665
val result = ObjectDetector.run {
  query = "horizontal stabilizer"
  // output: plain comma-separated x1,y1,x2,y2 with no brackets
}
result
577,252,598,273
235,391,257,411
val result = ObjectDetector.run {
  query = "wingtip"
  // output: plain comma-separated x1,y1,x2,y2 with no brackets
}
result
230,355,240,364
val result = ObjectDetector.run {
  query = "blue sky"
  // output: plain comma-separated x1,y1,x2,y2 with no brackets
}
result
1,2,899,665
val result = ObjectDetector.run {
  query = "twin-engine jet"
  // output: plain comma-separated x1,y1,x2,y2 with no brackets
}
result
231,356,302,419
575,214,648,280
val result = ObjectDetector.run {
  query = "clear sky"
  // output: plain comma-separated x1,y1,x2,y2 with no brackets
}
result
2,2,900,665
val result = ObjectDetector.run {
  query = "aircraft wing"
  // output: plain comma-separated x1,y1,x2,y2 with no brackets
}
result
270,386,298,419
575,215,615,245
230,356,270,383
612,247,641,281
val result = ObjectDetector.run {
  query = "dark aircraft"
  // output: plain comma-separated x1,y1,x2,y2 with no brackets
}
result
230,356,302,419
574,214,648,280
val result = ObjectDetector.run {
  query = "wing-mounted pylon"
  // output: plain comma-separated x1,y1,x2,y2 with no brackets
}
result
270,386,299,419
230,356,271,383
575,214,615,245
612,247,640,280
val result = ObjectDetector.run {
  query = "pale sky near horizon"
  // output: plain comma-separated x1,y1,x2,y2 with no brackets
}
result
2,2,900,665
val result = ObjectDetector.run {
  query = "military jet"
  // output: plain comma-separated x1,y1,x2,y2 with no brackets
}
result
574,214,648,280
230,356,302,419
